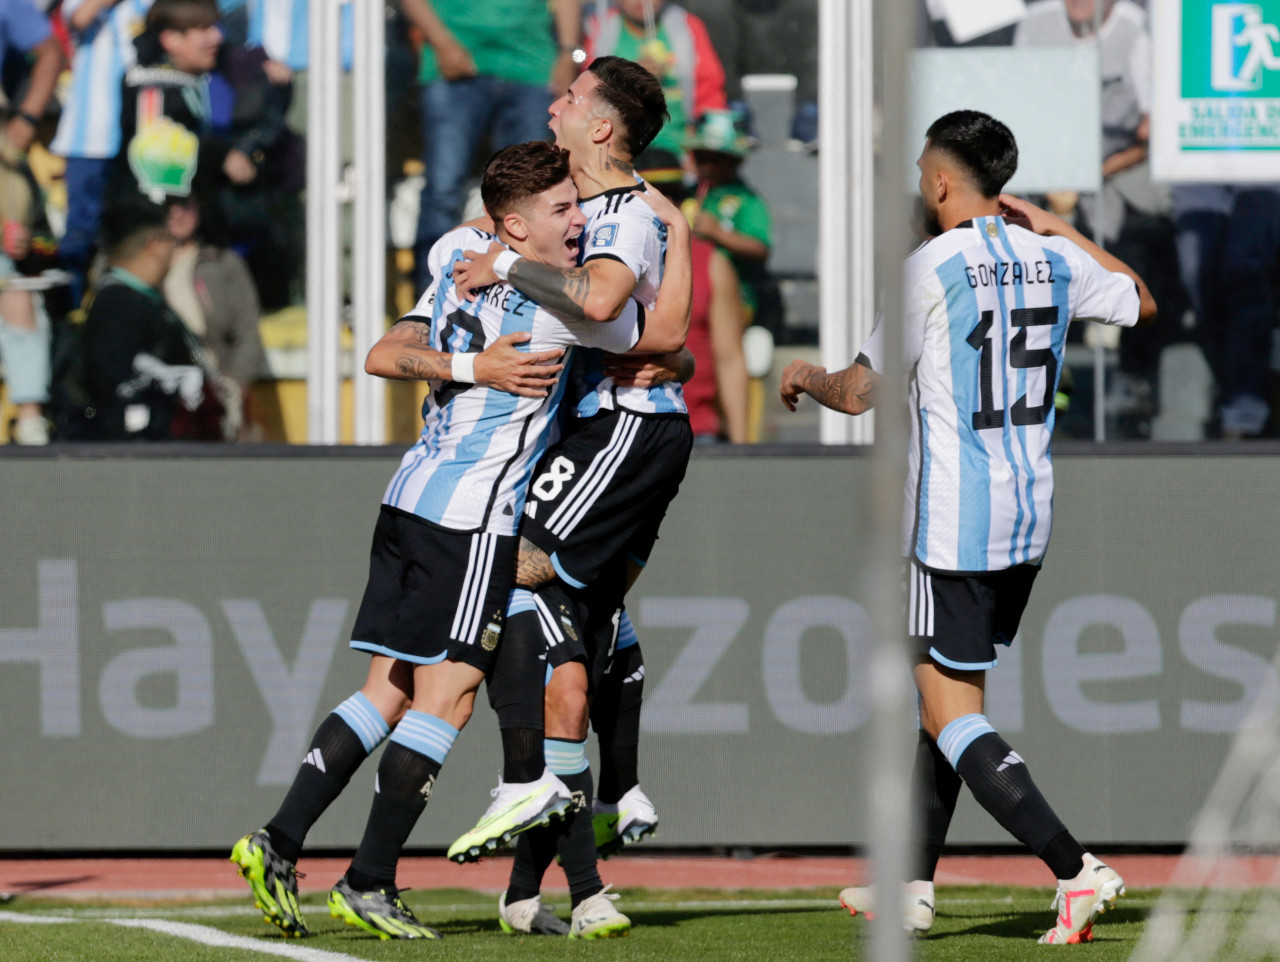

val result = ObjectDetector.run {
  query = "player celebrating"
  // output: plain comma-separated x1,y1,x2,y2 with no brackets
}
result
450,55,688,938
229,140,690,941
780,110,1156,945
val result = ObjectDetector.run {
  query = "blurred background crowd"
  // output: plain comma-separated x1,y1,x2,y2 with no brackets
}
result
0,0,1270,445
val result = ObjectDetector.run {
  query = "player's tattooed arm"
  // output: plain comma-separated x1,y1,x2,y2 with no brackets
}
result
779,359,878,415
365,321,565,397
506,260,594,320
515,537,557,590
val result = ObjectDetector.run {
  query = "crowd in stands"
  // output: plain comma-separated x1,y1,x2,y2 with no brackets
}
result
925,0,1280,441
0,0,821,445
12,0,1256,445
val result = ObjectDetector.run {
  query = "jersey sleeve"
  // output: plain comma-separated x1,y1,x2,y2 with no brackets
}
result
854,266,934,374
581,192,657,282
571,299,643,353
1068,246,1142,328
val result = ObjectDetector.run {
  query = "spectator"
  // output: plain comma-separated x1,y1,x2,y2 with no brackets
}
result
163,193,267,438
0,134,58,443
1015,0,1185,438
680,0,817,146
401,0,582,290
584,0,727,167
686,109,771,319
51,0,151,304
81,195,224,440
0,0,63,157
1173,184,1280,438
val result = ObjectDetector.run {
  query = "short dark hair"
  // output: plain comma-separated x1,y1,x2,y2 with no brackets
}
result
481,141,573,221
587,55,669,158
99,195,169,260
925,110,1018,199
146,0,218,33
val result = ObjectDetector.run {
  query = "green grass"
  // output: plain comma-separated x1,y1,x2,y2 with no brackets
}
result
0,885,1219,961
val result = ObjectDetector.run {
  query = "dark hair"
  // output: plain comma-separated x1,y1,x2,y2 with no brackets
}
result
481,141,573,221
587,55,668,158
135,0,218,64
924,110,1018,199
99,195,169,260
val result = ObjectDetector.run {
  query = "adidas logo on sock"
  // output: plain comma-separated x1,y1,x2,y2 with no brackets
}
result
996,751,1023,772
304,748,327,772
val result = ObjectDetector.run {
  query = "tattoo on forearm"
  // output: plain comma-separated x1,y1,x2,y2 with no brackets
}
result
515,537,556,589
395,351,450,381
806,368,874,414
508,260,590,320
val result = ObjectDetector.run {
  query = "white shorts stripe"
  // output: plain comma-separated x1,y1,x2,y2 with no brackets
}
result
546,412,642,538
532,593,565,648
451,533,495,643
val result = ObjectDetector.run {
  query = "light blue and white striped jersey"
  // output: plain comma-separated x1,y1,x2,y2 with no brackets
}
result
572,184,687,417
860,216,1140,573
244,0,353,72
383,227,643,535
51,0,152,160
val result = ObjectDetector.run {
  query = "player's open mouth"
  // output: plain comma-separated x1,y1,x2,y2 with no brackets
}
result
565,233,580,255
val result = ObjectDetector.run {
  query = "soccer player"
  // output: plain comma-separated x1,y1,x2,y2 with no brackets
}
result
229,139,691,941
780,110,1157,945
450,55,688,938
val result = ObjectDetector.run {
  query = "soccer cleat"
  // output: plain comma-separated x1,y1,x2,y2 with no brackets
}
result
1038,853,1125,945
498,891,570,935
229,829,309,937
593,785,659,857
327,877,442,940
446,769,573,863
569,884,631,939
839,881,935,933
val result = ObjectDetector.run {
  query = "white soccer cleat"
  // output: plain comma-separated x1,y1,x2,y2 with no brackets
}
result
839,881,935,933
1038,853,1125,945
498,891,569,935
569,884,631,939
446,769,573,863
592,785,659,856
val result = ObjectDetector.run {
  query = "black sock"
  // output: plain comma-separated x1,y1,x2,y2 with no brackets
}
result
347,741,441,890
267,712,375,864
954,731,1085,880
506,824,559,904
556,767,603,908
593,643,643,804
501,727,545,784
912,731,961,882
486,606,547,780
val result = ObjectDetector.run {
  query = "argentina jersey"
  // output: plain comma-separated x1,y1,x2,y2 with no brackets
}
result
573,185,687,417
861,216,1140,573
52,0,151,160
383,227,643,535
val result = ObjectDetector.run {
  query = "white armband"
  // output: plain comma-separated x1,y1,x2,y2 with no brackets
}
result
492,249,520,281
451,352,477,383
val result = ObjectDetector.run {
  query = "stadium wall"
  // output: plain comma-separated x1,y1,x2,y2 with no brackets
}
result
2,445,1273,851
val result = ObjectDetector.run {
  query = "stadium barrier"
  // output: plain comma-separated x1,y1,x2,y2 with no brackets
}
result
2,444,1276,850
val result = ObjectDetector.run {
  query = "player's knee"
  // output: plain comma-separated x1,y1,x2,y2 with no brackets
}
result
545,663,589,737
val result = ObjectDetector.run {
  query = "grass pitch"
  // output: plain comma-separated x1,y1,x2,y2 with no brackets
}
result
0,885,1167,961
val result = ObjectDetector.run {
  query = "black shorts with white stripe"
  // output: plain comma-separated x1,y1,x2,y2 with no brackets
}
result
350,505,517,672
521,409,693,590
907,559,1039,671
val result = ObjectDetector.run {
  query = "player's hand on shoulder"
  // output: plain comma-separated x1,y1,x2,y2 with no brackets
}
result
637,180,688,233
452,242,505,301
476,331,565,398
779,358,822,412
998,193,1069,238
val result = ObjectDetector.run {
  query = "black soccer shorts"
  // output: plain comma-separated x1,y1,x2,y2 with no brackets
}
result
520,408,693,590
350,505,516,672
907,558,1039,671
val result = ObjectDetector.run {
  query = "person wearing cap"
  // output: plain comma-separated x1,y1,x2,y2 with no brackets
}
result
687,109,771,317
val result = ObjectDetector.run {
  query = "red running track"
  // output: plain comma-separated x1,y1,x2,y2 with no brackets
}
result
1,852,1275,900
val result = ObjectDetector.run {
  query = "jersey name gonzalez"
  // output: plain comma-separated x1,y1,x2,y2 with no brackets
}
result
859,216,1141,573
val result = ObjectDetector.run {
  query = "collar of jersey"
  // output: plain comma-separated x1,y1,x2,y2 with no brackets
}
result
578,182,644,204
